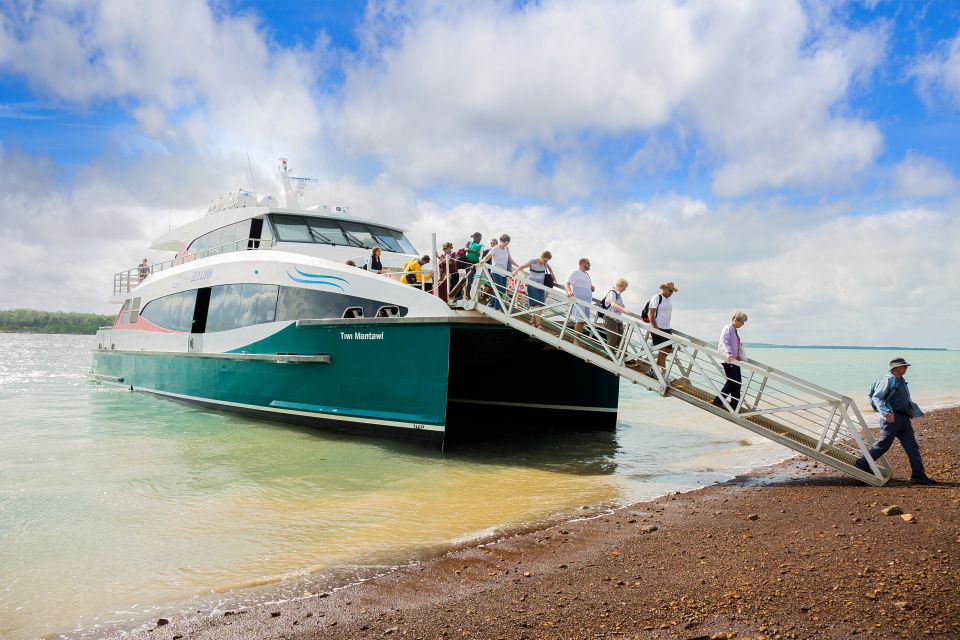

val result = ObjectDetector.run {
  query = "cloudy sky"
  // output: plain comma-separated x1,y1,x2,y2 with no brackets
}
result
0,0,958,348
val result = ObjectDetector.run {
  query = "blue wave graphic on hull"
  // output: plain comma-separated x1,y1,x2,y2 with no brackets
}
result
287,266,350,291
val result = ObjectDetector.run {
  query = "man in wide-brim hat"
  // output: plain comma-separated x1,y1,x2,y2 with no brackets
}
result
855,357,936,484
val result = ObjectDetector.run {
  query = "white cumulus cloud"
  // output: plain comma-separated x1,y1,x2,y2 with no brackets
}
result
341,0,886,198
0,0,329,163
913,30,960,108
891,151,959,198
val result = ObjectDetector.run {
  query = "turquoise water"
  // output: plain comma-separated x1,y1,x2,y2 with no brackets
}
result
0,334,956,640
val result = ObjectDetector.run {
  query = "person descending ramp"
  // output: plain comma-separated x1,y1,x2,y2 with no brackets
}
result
462,263,893,486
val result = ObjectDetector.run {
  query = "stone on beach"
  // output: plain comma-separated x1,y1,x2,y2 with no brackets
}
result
881,505,903,516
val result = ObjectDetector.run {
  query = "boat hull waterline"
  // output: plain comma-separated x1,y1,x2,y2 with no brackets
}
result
94,321,620,444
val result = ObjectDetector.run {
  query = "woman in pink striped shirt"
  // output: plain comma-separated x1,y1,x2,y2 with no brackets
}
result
712,310,748,410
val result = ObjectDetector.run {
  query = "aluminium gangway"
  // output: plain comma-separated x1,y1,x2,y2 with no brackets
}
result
455,264,891,486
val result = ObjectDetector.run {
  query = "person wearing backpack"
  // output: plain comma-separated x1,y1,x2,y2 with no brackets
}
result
402,255,433,291
645,282,678,374
854,358,936,484
460,232,484,299
437,241,459,301
600,278,629,350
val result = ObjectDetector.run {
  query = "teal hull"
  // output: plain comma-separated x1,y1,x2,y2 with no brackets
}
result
92,322,450,443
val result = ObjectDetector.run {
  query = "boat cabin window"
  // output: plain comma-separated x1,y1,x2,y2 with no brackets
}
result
206,283,279,332
188,220,257,255
127,297,141,324
136,284,407,333
257,218,273,242
267,214,416,254
140,290,197,332
340,221,378,249
271,216,312,242
306,218,354,246
368,225,416,254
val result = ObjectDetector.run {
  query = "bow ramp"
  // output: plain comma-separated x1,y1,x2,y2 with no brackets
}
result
460,265,891,486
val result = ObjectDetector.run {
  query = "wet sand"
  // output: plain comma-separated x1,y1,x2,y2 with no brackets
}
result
118,408,960,640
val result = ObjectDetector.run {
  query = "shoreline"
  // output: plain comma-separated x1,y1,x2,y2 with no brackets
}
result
109,407,960,640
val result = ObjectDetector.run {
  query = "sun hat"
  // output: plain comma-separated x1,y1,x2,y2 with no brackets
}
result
660,282,679,292
889,357,911,371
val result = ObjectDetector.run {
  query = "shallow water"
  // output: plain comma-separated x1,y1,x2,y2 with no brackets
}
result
0,334,956,640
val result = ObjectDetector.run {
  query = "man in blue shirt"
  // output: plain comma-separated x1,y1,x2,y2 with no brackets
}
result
855,358,936,484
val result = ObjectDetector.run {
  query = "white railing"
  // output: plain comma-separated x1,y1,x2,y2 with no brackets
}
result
116,233,465,300
113,237,274,295
377,252,463,302
464,262,890,485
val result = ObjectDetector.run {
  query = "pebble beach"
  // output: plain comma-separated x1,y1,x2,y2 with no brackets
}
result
112,406,960,640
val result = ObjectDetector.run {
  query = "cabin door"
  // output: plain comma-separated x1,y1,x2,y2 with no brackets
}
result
189,287,211,353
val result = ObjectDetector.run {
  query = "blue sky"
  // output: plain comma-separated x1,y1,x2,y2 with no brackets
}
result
1,0,959,347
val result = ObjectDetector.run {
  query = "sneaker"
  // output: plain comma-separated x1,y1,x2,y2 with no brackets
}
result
853,458,871,473
910,476,938,485
711,398,724,408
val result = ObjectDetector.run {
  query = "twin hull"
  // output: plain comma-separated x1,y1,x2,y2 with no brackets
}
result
92,320,620,445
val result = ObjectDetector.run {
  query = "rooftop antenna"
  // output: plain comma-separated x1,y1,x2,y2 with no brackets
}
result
278,158,319,209
244,140,258,198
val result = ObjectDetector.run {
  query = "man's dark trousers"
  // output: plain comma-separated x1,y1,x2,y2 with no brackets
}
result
864,413,927,478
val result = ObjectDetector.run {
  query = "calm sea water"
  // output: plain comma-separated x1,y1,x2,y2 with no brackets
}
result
1,333,956,640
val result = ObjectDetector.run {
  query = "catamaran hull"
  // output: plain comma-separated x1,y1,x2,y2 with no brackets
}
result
92,320,620,445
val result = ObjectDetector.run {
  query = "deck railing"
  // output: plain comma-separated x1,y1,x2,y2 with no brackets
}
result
115,240,461,298
113,238,273,295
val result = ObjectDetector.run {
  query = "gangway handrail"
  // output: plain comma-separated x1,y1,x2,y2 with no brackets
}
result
462,262,891,486
667,326,865,404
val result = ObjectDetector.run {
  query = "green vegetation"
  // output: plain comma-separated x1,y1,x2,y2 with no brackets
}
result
0,309,114,335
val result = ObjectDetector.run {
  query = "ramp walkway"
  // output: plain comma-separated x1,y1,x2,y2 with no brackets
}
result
455,264,891,486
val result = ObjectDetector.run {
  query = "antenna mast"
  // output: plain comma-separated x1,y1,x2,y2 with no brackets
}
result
245,142,258,198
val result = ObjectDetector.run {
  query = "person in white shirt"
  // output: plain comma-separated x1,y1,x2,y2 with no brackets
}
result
649,282,678,374
564,258,594,342
478,234,517,310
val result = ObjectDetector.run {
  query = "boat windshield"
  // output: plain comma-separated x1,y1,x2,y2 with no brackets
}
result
269,214,416,254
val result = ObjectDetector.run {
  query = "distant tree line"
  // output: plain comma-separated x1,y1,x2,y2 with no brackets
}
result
0,309,115,335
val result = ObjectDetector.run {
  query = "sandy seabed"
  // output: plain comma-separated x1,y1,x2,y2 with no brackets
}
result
113,408,960,640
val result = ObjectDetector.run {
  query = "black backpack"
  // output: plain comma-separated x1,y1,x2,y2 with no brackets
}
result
600,289,616,310
641,294,662,323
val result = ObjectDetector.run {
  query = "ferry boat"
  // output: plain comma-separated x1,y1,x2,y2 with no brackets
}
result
92,161,619,445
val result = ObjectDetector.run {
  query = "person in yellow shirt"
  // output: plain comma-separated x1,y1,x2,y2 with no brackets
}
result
402,255,433,291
